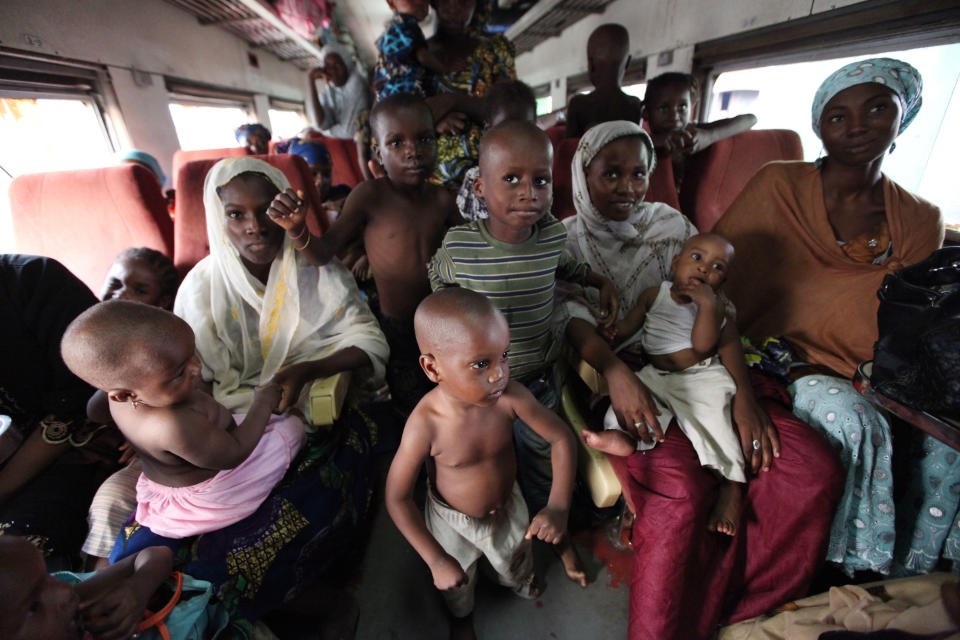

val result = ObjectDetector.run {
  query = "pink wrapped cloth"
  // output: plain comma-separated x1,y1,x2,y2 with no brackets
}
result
135,413,305,538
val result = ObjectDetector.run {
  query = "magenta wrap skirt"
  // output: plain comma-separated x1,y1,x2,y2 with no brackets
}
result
609,372,844,640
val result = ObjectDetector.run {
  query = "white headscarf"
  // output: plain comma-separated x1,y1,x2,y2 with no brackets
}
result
175,157,388,412
315,42,369,139
563,121,696,326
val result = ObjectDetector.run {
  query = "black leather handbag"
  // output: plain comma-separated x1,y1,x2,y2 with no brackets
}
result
871,246,960,421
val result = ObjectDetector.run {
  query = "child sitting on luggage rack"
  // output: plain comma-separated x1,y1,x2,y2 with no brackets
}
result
643,72,757,189
582,232,747,536
62,301,303,540
386,288,577,640
0,536,173,640
373,0,446,100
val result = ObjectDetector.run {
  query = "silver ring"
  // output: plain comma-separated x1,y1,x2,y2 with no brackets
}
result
634,421,644,428
752,439,761,451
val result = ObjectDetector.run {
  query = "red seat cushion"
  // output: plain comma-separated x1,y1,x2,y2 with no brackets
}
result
552,137,580,220
544,124,566,151
9,164,173,293
680,129,803,231
323,136,363,188
646,150,682,211
171,147,249,190
172,154,329,275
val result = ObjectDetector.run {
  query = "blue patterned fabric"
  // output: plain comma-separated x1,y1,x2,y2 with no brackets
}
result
373,13,431,99
790,374,960,575
811,57,922,137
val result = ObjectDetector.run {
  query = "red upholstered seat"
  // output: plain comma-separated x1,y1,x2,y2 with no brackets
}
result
172,154,329,275
680,129,803,231
544,124,566,150
171,147,249,189
322,136,363,188
9,164,173,294
551,137,580,220
646,150,681,211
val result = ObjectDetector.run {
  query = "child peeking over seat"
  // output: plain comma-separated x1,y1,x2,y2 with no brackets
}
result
101,247,179,310
582,233,747,535
457,79,538,222
643,72,757,189
386,288,577,640
61,300,303,540
0,536,172,640
268,93,461,417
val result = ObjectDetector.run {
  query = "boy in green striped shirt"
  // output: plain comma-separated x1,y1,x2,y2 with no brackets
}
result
428,120,617,586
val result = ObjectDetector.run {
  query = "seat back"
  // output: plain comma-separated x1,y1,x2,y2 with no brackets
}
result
551,137,580,220
171,147,249,189
323,136,364,188
681,129,803,231
9,164,173,294
544,124,566,150
646,150,681,211
172,154,328,275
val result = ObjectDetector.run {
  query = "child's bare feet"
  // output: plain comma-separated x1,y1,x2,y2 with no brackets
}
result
707,481,742,536
450,613,477,640
558,539,589,587
581,429,635,457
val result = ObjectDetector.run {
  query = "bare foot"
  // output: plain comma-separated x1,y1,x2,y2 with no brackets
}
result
707,481,742,536
558,539,589,587
450,613,477,640
581,429,635,457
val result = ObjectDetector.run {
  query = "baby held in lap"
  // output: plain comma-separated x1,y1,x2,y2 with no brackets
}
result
583,233,747,535
61,300,303,539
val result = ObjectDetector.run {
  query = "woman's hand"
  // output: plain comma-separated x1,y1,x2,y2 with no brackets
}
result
309,66,327,82
733,392,780,473
270,364,313,413
596,277,620,328
605,362,662,445
350,254,370,280
117,441,137,465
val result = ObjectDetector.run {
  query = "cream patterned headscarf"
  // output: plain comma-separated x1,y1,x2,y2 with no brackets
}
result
564,121,695,319
175,157,388,412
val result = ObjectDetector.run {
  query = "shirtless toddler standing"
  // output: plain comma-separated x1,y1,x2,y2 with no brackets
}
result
386,288,576,640
269,93,461,415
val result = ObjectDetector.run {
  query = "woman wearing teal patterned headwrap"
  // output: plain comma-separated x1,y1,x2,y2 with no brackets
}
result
715,57,949,576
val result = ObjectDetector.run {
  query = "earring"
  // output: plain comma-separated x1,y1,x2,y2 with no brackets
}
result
130,398,142,410
889,142,897,154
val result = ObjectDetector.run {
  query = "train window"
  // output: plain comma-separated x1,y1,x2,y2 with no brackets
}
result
268,108,307,139
705,42,960,227
535,96,552,116
168,101,252,151
0,95,115,252
623,82,646,100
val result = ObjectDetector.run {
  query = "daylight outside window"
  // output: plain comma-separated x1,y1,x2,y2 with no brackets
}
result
168,102,252,151
268,108,307,140
0,96,115,252
706,42,960,227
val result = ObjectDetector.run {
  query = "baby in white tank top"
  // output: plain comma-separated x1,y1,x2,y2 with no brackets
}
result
582,233,747,536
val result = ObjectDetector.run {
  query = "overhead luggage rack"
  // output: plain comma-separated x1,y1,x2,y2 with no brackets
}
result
162,0,326,69
506,0,615,54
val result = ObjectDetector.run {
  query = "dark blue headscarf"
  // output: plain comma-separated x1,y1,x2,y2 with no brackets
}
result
234,123,271,143
288,138,332,167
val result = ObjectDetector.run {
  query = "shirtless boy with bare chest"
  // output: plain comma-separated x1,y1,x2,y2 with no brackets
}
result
269,93,461,414
61,301,301,539
386,288,576,640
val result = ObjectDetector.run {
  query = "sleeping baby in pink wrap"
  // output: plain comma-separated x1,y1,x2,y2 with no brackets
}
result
62,300,305,538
